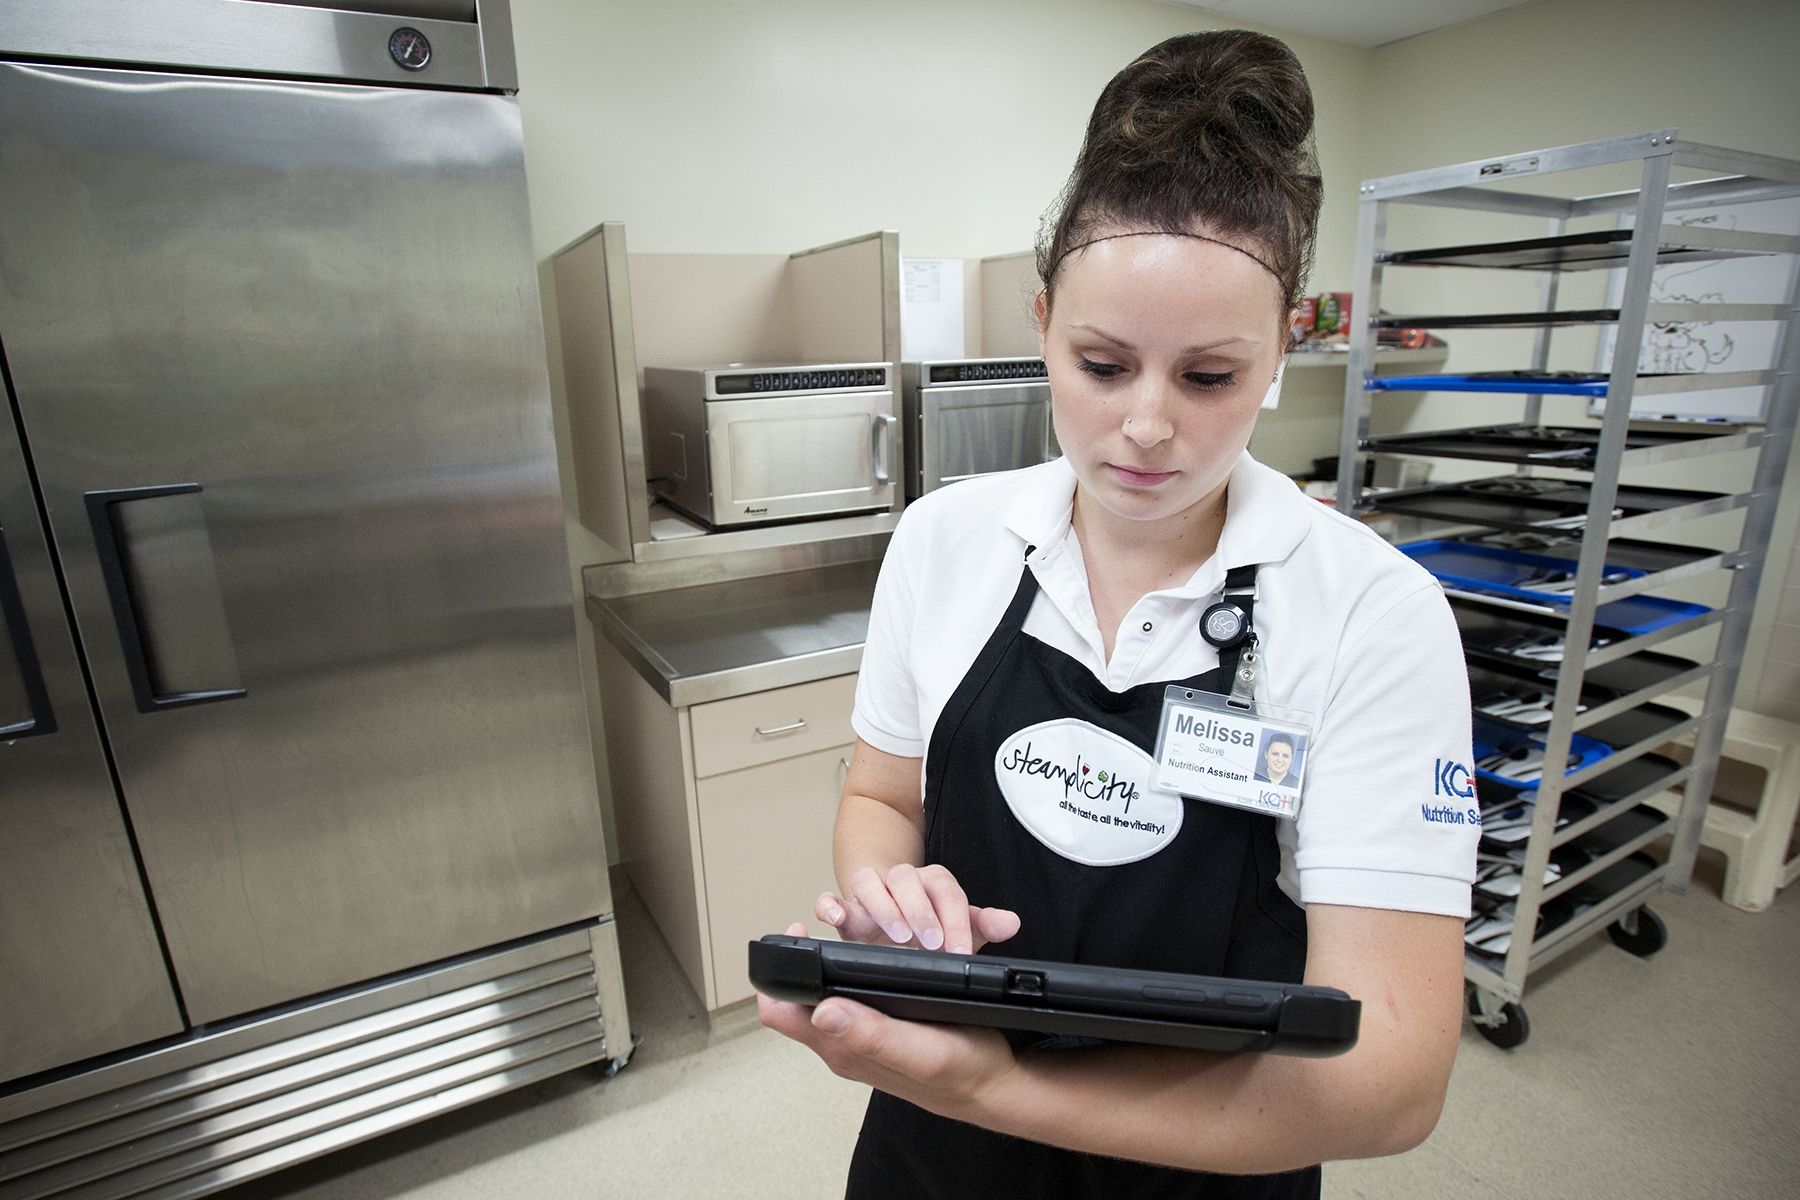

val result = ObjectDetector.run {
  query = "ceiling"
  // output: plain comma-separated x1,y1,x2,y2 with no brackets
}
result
1162,0,1543,49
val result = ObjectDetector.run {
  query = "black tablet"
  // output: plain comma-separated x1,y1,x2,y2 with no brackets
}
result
749,934,1360,1057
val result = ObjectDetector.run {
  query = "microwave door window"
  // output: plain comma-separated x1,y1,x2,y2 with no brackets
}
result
714,398,893,521
930,387,1052,489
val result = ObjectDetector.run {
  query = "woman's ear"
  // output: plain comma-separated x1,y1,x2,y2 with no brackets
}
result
1033,289,1050,354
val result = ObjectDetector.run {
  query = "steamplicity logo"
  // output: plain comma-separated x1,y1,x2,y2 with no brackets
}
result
999,742,1143,811
993,719,1183,866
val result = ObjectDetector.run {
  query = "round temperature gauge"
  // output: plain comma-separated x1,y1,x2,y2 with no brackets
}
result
388,27,432,72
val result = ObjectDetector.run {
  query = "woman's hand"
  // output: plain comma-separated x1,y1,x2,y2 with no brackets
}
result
758,923,1020,1124
817,863,1020,954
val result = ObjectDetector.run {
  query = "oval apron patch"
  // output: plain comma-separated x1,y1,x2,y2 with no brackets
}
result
993,718,1182,866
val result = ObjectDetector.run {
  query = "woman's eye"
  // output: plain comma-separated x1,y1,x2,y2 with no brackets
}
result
1186,371,1236,390
1077,358,1124,379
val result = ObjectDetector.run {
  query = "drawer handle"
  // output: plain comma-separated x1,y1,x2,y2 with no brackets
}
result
754,718,808,737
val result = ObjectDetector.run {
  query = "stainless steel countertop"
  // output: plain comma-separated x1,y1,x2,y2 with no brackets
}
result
586,559,880,707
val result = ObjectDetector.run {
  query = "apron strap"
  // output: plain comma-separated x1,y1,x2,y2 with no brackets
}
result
921,551,1041,829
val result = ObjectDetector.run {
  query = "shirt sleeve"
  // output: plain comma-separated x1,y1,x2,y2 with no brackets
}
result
852,514,926,759
1292,581,1479,917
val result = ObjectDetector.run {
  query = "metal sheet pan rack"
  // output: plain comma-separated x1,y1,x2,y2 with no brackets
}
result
1336,132,1800,1048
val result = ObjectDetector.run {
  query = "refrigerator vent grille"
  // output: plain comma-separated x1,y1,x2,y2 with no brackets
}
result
0,929,608,1200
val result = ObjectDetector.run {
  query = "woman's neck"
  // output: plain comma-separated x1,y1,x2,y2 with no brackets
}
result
1072,484,1230,662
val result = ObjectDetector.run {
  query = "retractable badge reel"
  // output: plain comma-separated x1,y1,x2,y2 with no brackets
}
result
1199,585,1258,709
1149,573,1316,820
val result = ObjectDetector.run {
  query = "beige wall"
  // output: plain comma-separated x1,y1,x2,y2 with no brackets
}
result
507,0,1800,843
509,0,1371,272
507,0,1377,853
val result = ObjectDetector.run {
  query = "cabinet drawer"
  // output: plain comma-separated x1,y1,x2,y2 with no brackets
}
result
689,672,857,778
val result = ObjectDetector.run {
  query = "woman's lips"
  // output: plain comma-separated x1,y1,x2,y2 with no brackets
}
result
1108,463,1177,487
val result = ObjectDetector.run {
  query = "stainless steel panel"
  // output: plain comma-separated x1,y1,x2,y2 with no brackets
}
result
0,928,593,1130
588,558,878,706
0,930,607,1199
0,401,184,1085
0,0,504,91
0,63,608,1024
918,382,1052,497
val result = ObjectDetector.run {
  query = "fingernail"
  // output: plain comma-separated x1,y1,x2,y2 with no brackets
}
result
814,1006,850,1035
824,905,844,924
884,923,911,944
920,928,943,951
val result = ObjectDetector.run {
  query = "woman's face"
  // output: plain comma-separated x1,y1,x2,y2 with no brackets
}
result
1039,230,1286,537
1264,739,1294,780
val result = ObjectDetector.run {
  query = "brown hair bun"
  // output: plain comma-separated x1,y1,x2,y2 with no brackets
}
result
1038,30,1322,312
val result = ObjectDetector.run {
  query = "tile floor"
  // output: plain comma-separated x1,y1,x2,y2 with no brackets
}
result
224,849,1800,1199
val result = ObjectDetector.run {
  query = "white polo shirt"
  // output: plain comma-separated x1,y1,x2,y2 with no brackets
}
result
853,453,1479,918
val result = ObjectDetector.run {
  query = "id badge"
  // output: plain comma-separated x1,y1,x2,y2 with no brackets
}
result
1150,686,1316,820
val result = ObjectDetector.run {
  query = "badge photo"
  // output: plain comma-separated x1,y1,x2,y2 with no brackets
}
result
1252,727,1307,791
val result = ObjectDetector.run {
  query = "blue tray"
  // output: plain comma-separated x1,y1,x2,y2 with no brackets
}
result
1402,540,1711,635
1365,372,1609,396
1472,716,1613,790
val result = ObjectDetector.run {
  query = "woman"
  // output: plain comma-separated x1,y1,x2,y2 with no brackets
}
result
759,29,1478,1199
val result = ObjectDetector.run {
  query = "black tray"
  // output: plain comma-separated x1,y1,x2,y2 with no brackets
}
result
1562,752,1686,806
1467,852,1662,960
1374,477,1725,533
1450,596,1626,660
1378,229,1765,272
1581,702,1693,751
1363,423,1720,468
1455,624,1699,703
1466,531,1716,575
1480,804,1667,869
1374,310,1623,329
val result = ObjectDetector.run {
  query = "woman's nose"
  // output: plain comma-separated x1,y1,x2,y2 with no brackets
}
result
1122,386,1175,447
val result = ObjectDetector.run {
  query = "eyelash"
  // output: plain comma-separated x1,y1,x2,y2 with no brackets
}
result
1076,358,1236,391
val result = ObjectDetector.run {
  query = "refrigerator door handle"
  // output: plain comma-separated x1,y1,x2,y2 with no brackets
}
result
0,524,58,738
85,483,248,713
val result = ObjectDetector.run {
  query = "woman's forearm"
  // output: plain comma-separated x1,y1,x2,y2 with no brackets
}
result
833,789,926,890
976,1022,1444,1175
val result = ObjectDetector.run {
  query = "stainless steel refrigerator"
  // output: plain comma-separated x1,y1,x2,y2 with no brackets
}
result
0,3,632,1194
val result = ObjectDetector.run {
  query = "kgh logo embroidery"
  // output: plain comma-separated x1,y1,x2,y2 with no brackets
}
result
1434,757,1475,799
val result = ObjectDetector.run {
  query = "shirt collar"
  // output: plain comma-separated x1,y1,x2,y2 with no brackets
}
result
1002,453,1313,595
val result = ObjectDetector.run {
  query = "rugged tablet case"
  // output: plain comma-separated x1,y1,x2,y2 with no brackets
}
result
748,934,1360,1057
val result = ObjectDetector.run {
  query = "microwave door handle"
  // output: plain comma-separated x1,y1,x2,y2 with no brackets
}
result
872,413,898,485
0,525,57,739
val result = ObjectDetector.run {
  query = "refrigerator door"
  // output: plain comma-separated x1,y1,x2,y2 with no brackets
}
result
0,62,610,1024
0,401,185,1083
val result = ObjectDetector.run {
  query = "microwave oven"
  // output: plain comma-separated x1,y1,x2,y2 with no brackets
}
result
642,362,899,528
901,358,1057,500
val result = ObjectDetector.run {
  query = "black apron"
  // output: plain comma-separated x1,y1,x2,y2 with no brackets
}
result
845,558,1316,1200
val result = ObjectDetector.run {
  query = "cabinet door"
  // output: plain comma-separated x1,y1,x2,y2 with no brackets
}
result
696,744,850,1008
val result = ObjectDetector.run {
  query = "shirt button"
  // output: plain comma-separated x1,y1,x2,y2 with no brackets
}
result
1141,621,1153,633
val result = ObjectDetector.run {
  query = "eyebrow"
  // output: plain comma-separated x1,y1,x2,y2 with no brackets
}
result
1067,324,1260,355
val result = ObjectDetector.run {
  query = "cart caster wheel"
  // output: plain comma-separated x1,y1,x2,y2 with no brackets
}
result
1467,988,1530,1049
1607,906,1667,957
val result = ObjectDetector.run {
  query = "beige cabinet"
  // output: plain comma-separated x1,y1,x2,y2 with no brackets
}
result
598,636,853,1010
